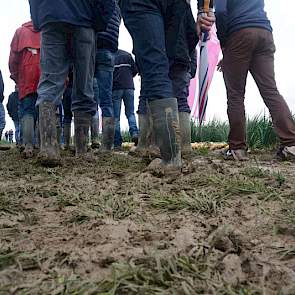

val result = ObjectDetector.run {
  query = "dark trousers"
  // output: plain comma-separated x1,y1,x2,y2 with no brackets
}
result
120,0,192,101
138,62,191,115
37,23,96,116
223,28,295,150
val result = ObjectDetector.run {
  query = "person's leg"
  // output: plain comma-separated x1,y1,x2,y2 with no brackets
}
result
222,29,254,154
250,30,295,152
95,49,115,151
62,87,73,149
37,23,70,166
121,1,181,167
122,89,139,143
72,26,96,155
13,120,20,145
112,89,123,148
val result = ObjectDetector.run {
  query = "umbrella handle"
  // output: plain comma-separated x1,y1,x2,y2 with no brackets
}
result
204,0,210,14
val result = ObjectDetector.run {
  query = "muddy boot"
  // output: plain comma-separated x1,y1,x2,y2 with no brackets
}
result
91,116,100,149
131,114,150,154
63,123,71,150
148,98,182,172
179,112,194,159
38,101,61,167
21,115,34,159
74,112,92,156
99,117,115,152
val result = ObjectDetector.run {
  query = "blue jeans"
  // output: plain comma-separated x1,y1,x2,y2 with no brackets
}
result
13,120,20,145
138,62,191,115
120,1,173,100
19,94,38,121
113,89,139,147
37,23,96,116
94,49,115,118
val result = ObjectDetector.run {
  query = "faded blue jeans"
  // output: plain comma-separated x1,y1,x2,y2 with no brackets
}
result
113,89,138,147
37,23,96,116
94,49,115,118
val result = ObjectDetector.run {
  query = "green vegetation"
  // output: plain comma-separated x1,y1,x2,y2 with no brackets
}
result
121,115,279,149
191,115,278,149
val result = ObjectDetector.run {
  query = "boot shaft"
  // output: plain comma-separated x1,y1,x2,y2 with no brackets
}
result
101,117,115,151
179,112,192,153
149,98,182,167
74,112,91,156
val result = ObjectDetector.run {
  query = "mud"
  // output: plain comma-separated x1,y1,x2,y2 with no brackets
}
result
0,148,294,294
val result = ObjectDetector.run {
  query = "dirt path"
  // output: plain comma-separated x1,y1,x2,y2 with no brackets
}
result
0,149,294,294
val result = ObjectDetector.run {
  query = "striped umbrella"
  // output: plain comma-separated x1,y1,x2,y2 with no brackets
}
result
198,0,211,125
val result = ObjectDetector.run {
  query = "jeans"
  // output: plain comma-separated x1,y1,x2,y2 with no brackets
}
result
13,120,20,145
138,62,191,115
19,94,38,121
120,0,193,102
37,23,96,116
120,1,173,100
94,49,115,117
113,89,139,147
223,28,295,149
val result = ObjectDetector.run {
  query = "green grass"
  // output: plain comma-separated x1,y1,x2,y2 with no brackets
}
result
191,115,279,149
149,190,227,215
121,115,280,149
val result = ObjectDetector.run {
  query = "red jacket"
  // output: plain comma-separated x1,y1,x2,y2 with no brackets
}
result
9,21,41,100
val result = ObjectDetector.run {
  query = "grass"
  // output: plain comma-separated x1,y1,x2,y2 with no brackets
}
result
149,190,227,215
191,115,279,150
121,115,280,150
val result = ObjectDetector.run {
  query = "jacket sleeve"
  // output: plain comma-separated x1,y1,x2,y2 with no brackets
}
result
0,71,4,103
9,31,20,83
215,0,228,48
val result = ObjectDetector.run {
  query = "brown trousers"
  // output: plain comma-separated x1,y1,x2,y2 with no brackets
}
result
223,28,295,150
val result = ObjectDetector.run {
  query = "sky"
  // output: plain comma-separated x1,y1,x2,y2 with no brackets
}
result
1,0,295,132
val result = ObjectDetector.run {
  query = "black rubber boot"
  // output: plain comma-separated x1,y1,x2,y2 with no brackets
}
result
91,116,100,149
179,112,193,157
38,101,61,167
21,115,34,159
74,112,91,156
100,117,115,152
148,98,182,168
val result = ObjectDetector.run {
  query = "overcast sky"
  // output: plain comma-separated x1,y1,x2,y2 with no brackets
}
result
1,0,294,132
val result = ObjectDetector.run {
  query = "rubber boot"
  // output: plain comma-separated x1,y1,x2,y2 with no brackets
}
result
63,123,71,150
38,101,61,167
136,114,150,151
21,115,34,159
179,112,193,158
91,116,100,149
148,98,182,168
74,112,92,156
100,117,115,152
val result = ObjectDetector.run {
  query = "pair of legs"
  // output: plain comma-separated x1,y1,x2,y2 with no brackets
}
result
113,89,139,148
120,0,193,166
37,23,96,163
223,28,295,154
0,103,5,140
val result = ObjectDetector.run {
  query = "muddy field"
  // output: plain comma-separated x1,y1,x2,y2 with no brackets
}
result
0,147,294,294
